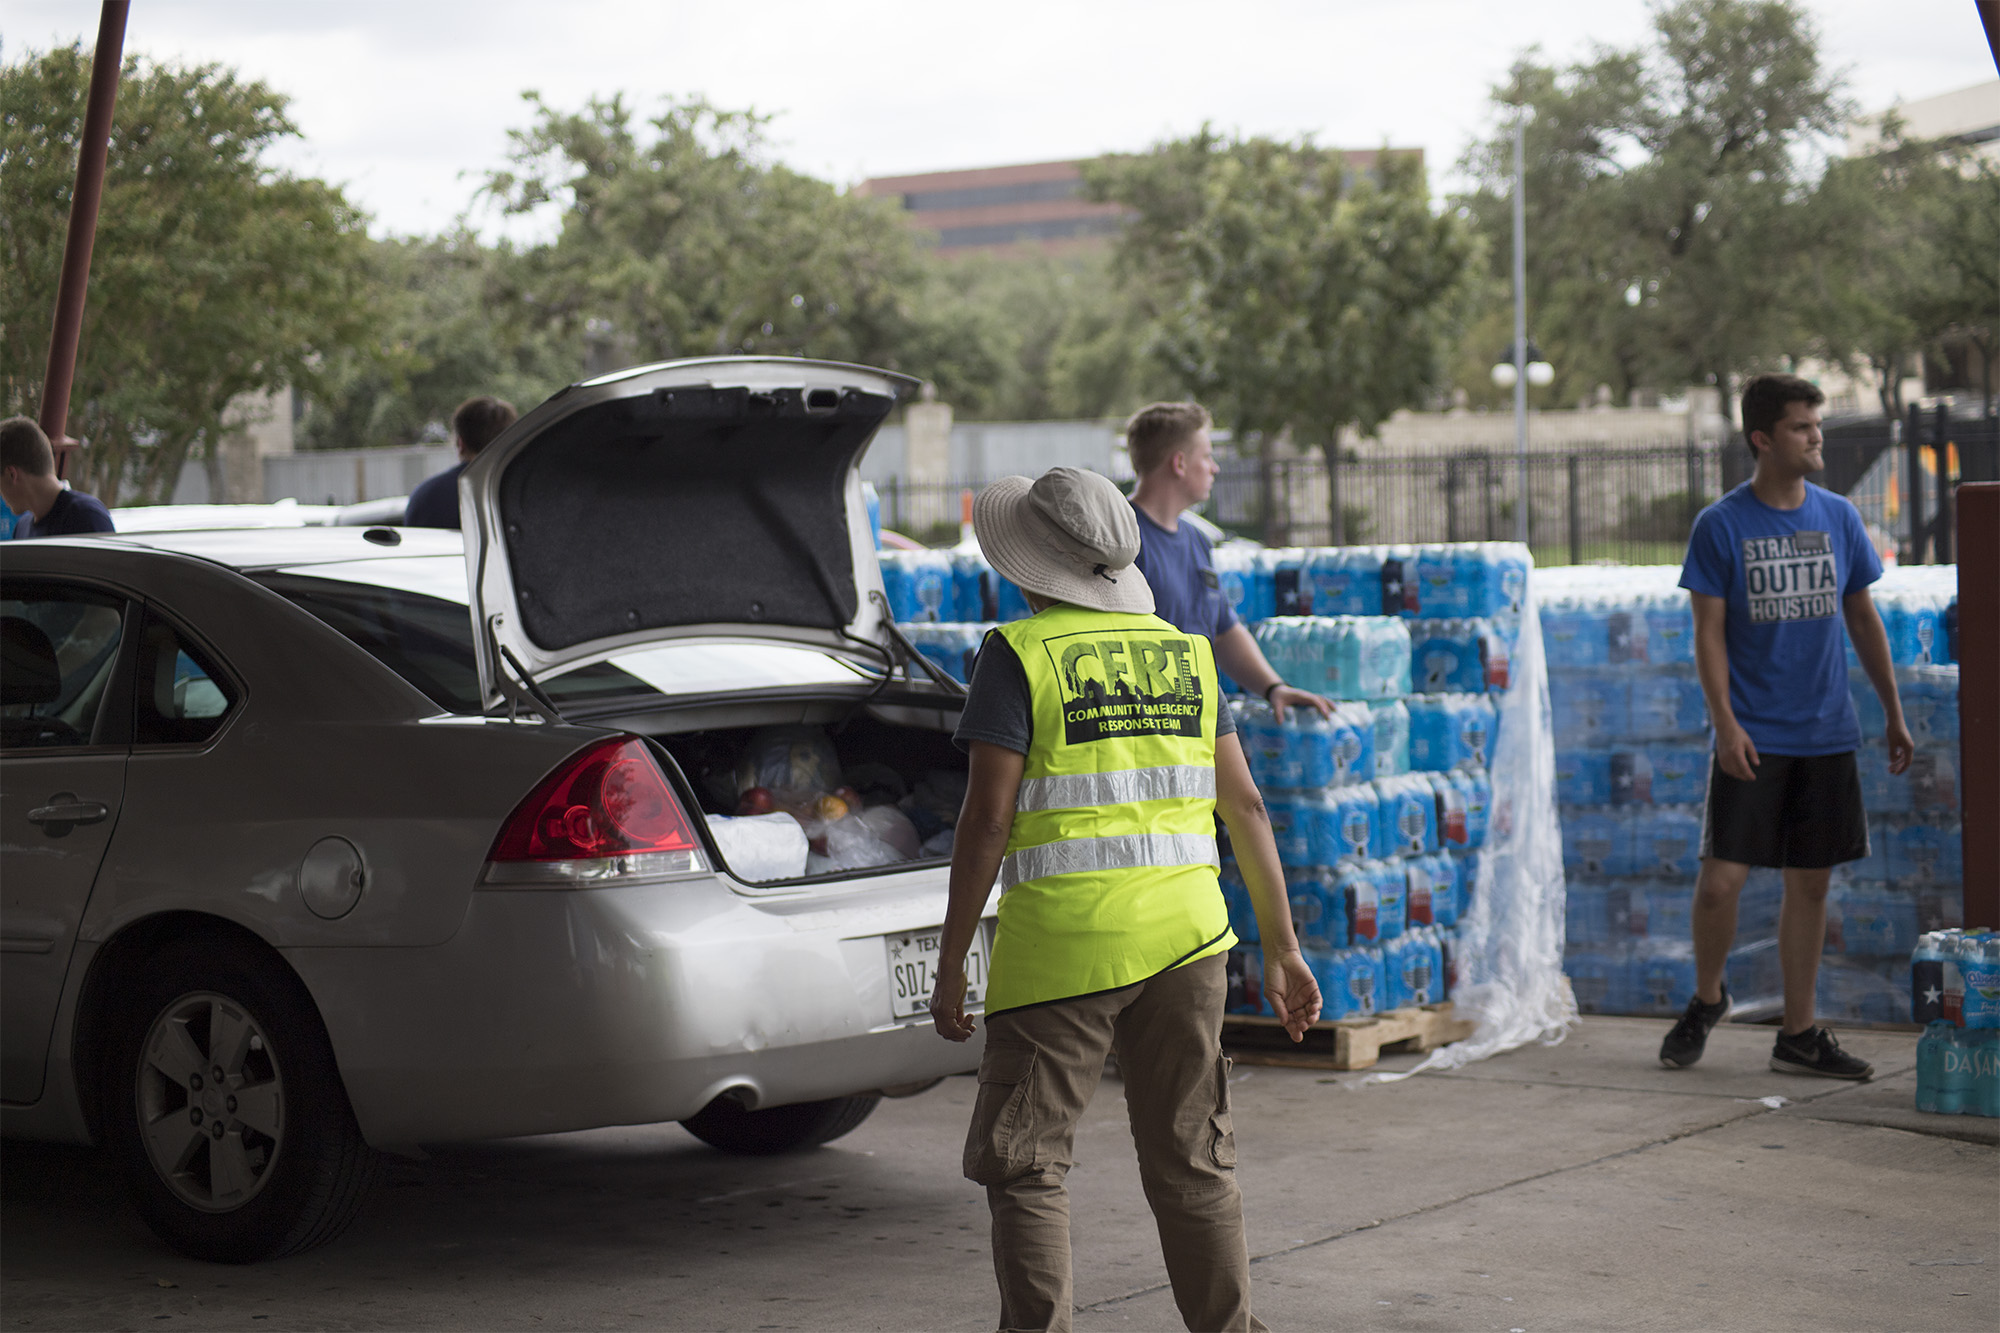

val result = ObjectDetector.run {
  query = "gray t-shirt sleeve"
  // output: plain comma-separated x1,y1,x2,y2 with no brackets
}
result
953,633,1033,754
950,630,1232,754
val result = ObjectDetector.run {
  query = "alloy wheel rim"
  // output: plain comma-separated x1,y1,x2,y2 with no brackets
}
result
135,991,285,1213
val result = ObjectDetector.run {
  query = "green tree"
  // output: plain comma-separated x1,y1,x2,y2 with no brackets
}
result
1807,123,1975,420
0,44,373,501
1459,0,1848,406
296,231,572,451
482,93,997,401
922,249,1172,421
1091,132,1478,539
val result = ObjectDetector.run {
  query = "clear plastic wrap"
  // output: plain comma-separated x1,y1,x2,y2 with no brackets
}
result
1362,555,1576,1082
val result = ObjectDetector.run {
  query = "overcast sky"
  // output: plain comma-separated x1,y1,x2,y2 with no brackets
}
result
7,0,1995,239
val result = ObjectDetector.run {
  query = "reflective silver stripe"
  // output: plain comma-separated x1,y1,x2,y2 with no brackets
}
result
999,832,1219,890
1015,765,1216,813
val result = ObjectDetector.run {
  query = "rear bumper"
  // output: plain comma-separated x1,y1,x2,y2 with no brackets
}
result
286,869,986,1146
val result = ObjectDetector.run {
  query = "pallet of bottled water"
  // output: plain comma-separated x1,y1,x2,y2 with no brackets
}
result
889,538,1539,1044
1547,563,1962,1023
1912,931,1998,1118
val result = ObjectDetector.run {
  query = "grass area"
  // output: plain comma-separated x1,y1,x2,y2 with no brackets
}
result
1532,540,1687,568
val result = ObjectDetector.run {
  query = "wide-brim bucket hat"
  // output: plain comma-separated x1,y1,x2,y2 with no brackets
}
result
972,466,1154,615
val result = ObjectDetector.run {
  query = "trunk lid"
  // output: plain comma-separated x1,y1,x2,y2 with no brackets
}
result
461,356,918,708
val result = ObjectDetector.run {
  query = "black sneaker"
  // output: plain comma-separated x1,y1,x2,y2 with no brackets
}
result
1770,1026,1873,1080
1659,987,1730,1068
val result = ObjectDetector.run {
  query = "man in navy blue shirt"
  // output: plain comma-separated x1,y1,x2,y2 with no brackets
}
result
1125,402,1330,722
0,417,115,539
1659,374,1910,1081
403,395,517,529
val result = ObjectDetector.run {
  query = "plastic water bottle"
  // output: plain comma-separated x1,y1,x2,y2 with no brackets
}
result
1343,546,1385,616
1290,709,1336,790
863,481,882,549
1236,699,1274,788
1370,858,1408,941
1305,549,1352,617
1484,542,1530,618
1268,795,1312,867
1459,768,1492,848
1328,703,1373,787
1380,545,1421,617
1331,784,1378,863
1338,862,1379,945
1212,545,1259,625
1287,865,1347,952
1374,774,1439,858
1269,548,1311,616
1943,936,1968,1025
1913,932,1947,1025
1366,618,1414,700
1414,546,1461,619
1967,937,2000,1030
1645,592,1696,665
1410,619,1478,694
1430,771,1469,848
1226,945,1267,1015
1220,857,1259,944
1563,807,1631,879
1371,700,1410,777
995,575,1033,622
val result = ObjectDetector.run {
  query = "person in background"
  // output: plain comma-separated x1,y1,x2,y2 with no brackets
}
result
929,466,1318,1333
0,417,114,539
1660,373,1910,1080
403,395,517,529
1125,402,1331,722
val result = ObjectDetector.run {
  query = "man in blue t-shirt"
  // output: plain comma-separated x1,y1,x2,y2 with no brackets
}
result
403,395,517,529
0,417,115,539
1125,402,1331,722
1659,374,1911,1081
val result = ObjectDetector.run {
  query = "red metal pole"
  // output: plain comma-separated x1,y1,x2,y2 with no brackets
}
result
1958,481,1998,929
38,1,130,481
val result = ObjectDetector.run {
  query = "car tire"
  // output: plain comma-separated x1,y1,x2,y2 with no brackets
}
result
102,937,380,1262
679,1093,882,1155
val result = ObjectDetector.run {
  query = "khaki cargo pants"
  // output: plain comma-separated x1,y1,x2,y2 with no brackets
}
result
963,953,1266,1333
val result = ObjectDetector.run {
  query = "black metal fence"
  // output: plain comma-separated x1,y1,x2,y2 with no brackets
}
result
875,406,1998,567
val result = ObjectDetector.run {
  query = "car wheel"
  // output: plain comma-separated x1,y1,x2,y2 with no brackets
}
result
680,1093,882,1155
103,937,380,1262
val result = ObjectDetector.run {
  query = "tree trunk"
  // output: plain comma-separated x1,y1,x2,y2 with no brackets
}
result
1319,437,1345,546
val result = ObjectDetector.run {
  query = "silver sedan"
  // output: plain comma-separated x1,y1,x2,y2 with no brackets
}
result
1,358,991,1262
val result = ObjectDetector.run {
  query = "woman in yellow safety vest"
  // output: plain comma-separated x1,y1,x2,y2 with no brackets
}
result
929,466,1318,1333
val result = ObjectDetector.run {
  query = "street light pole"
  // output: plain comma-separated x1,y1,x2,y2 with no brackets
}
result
1511,116,1529,546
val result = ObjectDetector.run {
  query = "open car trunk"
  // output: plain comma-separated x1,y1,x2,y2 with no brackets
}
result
620,690,967,886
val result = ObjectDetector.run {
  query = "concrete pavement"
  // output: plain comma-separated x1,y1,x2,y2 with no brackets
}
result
3,1016,1993,1331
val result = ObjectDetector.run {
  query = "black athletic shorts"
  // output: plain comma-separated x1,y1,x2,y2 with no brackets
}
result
1699,750,1868,869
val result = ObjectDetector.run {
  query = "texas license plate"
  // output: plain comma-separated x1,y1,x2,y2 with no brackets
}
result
885,923,991,1020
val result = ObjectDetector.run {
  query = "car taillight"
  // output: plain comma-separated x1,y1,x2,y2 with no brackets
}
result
482,736,709,885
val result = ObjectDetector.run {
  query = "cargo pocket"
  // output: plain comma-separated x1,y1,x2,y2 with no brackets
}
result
1208,1052,1237,1169
963,1039,1040,1186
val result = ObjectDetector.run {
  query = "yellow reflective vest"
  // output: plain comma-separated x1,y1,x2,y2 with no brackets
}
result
983,603,1235,1015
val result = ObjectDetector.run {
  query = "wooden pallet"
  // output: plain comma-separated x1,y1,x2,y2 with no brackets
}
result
1222,1003,1474,1071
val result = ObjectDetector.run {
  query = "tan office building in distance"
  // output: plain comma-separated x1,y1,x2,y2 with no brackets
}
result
858,149,1421,256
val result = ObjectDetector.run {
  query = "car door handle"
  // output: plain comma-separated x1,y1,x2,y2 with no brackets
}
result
27,796,109,827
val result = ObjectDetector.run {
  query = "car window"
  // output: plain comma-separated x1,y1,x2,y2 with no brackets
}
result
254,573,872,714
133,611,239,746
1,582,127,750
253,574,649,714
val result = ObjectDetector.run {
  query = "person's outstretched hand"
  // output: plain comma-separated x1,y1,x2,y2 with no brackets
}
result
1263,948,1322,1042
1267,684,1334,723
